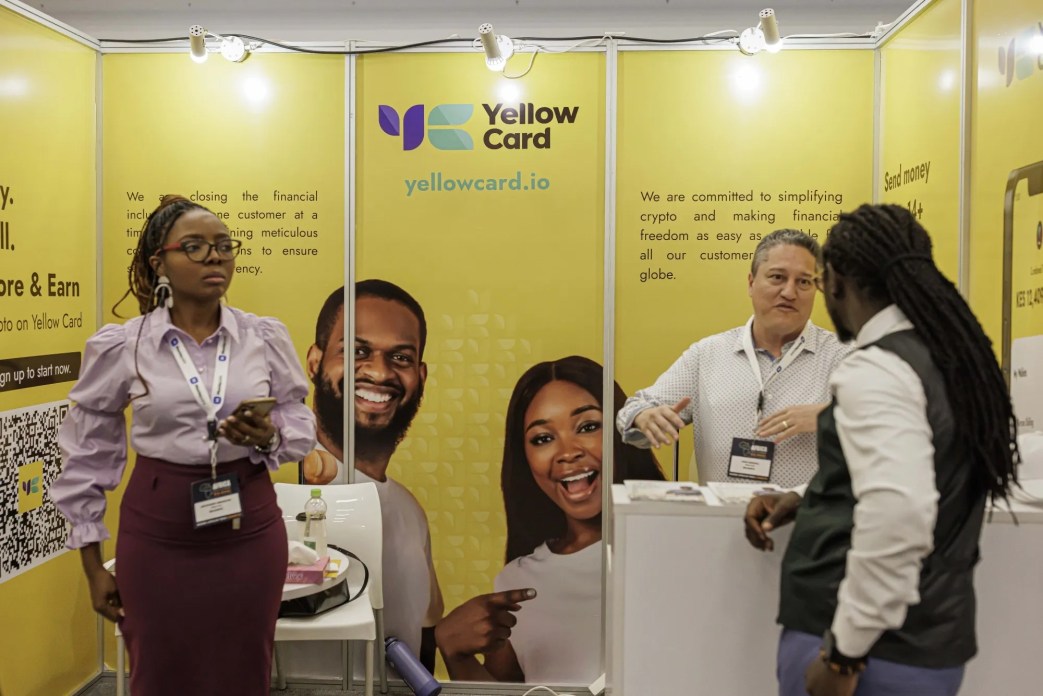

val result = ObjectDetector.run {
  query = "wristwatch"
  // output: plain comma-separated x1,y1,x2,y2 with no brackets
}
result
820,630,867,675
254,429,280,454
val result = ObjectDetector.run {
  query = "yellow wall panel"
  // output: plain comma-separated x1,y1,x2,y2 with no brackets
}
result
879,0,963,281
615,49,874,479
970,0,1043,346
0,7,97,696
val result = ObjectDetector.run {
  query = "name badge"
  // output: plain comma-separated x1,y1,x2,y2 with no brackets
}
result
728,437,775,482
190,474,243,528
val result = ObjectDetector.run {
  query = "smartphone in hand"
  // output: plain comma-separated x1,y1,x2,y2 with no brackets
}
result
230,397,277,420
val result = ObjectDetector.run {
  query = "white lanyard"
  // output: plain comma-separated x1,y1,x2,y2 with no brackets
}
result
742,316,807,419
168,331,231,478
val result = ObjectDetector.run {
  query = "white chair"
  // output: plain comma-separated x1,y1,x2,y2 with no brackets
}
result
273,482,384,696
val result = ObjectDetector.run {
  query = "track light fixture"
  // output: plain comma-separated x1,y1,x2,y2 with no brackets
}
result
189,24,208,63
478,23,515,72
187,25,256,63
759,9,782,52
220,35,249,62
738,8,783,56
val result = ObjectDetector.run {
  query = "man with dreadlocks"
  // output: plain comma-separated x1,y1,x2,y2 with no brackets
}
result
744,204,1020,696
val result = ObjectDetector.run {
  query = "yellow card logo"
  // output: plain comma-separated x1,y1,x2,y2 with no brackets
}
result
998,22,1043,87
18,460,44,514
378,102,581,151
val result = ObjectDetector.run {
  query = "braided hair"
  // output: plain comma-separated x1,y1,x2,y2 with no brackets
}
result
114,195,214,400
824,203,1020,502
113,194,210,316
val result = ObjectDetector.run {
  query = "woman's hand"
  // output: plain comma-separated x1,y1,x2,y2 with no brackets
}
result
80,544,123,623
87,567,124,623
434,589,536,659
219,409,276,449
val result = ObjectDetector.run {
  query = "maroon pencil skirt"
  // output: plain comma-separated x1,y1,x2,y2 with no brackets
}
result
116,455,287,696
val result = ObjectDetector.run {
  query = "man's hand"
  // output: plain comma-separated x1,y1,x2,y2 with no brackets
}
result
756,403,828,443
632,398,691,448
805,657,859,696
434,589,536,659
743,491,802,551
302,448,339,484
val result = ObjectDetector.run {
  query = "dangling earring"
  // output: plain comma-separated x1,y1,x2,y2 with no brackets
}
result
153,275,174,309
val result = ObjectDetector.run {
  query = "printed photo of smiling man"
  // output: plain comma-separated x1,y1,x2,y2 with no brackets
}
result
616,229,851,489
300,281,444,671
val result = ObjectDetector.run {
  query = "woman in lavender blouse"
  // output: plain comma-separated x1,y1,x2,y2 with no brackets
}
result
50,195,315,696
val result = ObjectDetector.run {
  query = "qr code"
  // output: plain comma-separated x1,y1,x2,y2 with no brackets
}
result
0,400,70,583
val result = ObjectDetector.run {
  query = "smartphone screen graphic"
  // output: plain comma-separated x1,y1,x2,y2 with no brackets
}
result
1004,162,1043,434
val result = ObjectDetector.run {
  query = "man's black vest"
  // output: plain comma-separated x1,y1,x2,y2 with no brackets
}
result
778,329,985,668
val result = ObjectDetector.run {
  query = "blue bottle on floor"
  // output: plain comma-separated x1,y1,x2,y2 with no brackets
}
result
385,636,442,696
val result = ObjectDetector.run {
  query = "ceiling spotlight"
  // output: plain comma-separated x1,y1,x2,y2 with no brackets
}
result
759,9,783,53
478,23,514,72
187,26,255,63
220,35,249,63
737,8,783,56
737,27,765,56
189,25,208,63
1031,32,1043,56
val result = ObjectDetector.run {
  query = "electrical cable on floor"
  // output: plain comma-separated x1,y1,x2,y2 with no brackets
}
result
522,685,581,696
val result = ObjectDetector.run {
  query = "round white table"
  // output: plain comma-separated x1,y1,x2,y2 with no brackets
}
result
282,547,350,601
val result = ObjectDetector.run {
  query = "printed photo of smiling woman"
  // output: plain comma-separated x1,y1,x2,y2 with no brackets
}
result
434,355,663,685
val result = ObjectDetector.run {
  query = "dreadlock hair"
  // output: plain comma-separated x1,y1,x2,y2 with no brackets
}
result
501,356,664,564
823,203,1020,503
113,194,211,317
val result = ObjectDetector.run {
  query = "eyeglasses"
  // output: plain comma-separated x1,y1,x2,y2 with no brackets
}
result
159,238,242,262
763,272,818,293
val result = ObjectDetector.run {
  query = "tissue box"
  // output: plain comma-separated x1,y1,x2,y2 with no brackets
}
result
286,555,330,584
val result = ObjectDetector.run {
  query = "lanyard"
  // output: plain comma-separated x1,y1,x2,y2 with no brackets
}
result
742,316,807,420
168,331,231,479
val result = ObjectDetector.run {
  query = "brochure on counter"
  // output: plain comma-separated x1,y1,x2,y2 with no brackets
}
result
705,482,784,506
623,480,720,504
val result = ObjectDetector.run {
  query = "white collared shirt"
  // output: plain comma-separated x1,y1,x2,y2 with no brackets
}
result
828,304,940,658
617,318,850,489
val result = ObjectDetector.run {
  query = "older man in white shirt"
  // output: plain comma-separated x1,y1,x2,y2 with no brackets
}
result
617,228,849,489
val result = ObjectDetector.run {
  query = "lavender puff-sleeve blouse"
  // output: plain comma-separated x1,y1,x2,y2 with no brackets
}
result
50,306,316,549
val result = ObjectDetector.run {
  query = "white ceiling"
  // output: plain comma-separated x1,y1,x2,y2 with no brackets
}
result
25,0,920,44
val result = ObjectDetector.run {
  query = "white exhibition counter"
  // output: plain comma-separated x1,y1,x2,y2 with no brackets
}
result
607,484,1043,696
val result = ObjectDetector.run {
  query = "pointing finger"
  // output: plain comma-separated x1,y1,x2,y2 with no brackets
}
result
671,397,691,414
487,588,537,608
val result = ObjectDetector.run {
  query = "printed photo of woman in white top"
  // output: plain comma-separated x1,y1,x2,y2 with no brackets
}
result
435,355,662,684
